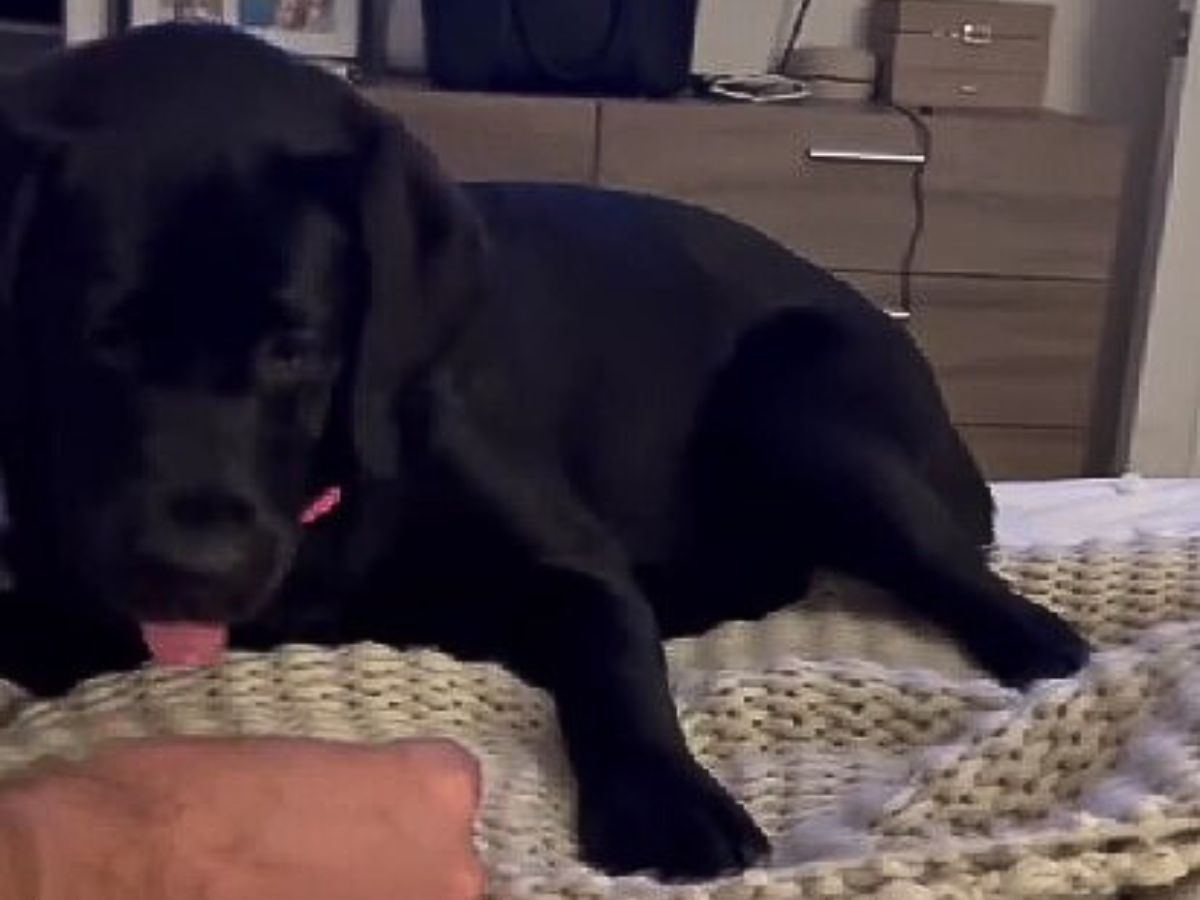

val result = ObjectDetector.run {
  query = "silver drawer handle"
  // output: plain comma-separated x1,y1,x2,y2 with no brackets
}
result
959,22,994,45
805,148,928,166
885,308,913,322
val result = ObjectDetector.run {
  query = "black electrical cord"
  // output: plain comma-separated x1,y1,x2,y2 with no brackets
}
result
887,102,932,319
780,0,817,65
777,0,931,320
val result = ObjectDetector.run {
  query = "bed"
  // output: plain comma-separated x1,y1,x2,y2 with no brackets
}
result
995,477,1200,547
0,477,1198,899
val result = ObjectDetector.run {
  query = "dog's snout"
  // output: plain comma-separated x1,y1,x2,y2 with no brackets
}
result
167,488,256,532
126,484,283,621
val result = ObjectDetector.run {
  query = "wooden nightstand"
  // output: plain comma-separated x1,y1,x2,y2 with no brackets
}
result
363,81,1130,480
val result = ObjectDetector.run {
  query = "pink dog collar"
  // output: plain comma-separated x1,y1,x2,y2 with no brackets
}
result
300,486,343,526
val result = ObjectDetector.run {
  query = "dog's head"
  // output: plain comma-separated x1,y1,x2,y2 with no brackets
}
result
0,26,481,638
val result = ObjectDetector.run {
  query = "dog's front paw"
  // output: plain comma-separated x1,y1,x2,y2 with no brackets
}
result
969,597,1091,689
577,751,769,880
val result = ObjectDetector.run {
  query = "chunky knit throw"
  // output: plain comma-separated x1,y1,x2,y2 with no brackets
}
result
0,536,1198,899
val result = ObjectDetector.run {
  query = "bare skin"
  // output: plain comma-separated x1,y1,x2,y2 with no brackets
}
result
0,738,484,900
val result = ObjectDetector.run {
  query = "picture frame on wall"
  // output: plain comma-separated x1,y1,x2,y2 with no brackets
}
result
239,0,361,59
126,0,362,60
128,0,228,27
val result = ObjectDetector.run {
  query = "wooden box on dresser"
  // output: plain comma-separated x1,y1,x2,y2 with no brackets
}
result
364,82,1129,481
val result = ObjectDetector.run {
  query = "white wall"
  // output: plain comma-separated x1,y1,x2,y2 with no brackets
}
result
63,0,107,45
1128,17,1200,474
71,0,1173,121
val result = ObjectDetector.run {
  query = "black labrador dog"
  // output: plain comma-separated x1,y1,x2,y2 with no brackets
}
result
0,26,1088,879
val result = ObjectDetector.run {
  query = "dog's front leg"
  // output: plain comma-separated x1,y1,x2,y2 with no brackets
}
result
433,386,767,879
508,563,768,879
0,585,145,697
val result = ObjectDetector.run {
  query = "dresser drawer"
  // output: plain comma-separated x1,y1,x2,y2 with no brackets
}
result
918,114,1127,279
598,101,923,272
841,273,1106,428
890,69,1048,110
365,84,597,183
959,426,1086,480
886,32,1051,75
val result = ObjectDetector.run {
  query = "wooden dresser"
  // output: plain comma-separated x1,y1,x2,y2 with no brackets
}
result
363,82,1130,480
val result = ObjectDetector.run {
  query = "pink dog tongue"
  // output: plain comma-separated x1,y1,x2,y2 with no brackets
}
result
141,623,229,667
136,488,340,669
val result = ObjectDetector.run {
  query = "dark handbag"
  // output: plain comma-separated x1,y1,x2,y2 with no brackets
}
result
422,0,699,96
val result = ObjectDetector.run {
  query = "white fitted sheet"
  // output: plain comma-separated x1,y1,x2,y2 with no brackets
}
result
993,475,1200,547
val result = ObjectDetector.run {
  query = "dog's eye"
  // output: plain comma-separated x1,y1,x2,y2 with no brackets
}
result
260,331,321,380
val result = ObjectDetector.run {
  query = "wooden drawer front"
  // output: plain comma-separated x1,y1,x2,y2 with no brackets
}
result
888,33,1049,75
365,86,596,183
890,69,1047,110
598,101,922,272
840,273,1105,428
919,115,1127,279
878,0,1055,40
960,426,1085,480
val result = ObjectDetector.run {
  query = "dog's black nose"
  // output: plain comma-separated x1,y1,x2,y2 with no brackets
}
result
167,488,256,531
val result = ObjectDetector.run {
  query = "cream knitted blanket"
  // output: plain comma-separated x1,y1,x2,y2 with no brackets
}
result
0,537,1198,899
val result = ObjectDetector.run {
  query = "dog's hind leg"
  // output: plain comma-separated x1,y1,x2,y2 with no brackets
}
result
754,425,1089,687
922,421,997,548
697,308,1087,687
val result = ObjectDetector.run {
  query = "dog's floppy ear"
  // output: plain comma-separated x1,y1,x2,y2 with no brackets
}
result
0,106,48,313
350,109,484,479
0,101,57,431
0,101,55,547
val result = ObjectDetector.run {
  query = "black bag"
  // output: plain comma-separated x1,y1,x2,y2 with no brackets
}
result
422,0,699,97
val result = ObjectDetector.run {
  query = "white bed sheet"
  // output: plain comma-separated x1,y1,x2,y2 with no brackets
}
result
993,475,1200,547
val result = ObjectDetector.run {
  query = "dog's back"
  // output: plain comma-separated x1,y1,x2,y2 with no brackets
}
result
449,184,993,625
